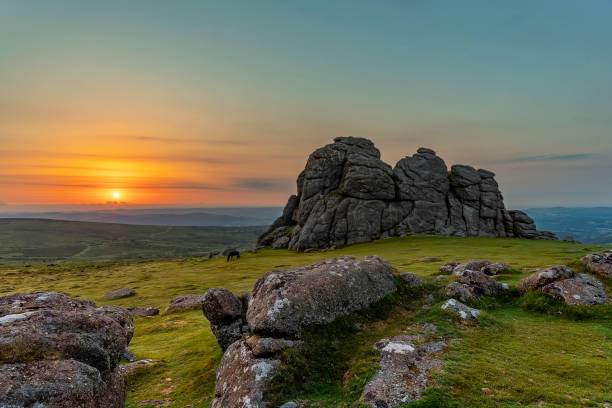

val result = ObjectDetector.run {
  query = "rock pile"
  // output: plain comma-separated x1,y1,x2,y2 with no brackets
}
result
0,291,134,407
258,137,555,251
444,270,509,302
439,259,512,276
519,266,608,305
203,256,397,407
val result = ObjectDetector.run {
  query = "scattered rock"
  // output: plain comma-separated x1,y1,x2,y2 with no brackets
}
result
441,299,481,320
247,256,396,337
280,402,298,408
518,266,575,294
245,335,303,358
128,306,160,317
165,294,203,312
419,257,442,262
202,288,244,351
481,262,512,275
0,291,133,407
444,282,476,302
453,260,491,276
123,348,138,362
362,335,446,407
581,253,612,278
121,359,157,375
399,272,423,289
102,286,135,300
439,262,459,274
542,274,608,305
257,137,555,251
209,340,280,408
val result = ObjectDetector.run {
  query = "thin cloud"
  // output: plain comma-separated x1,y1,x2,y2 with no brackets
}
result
232,177,294,192
114,135,252,145
503,153,600,163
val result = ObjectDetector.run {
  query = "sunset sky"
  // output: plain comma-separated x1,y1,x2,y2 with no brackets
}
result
1,1,611,208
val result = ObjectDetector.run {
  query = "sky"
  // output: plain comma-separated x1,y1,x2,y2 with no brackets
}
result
1,0,611,209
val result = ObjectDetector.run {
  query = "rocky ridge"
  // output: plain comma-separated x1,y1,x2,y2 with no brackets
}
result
258,137,555,251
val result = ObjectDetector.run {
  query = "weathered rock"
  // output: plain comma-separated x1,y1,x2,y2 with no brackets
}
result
452,259,491,276
279,402,299,408
247,256,396,336
123,348,138,362
444,282,476,302
582,252,612,278
258,138,554,252
439,262,459,274
102,287,135,300
441,299,481,320
0,360,127,408
518,266,575,294
400,273,423,289
362,335,446,407
202,288,244,351
542,274,608,305
165,294,203,312
481,262,512,275
128,306,160,317
209,340,280,408
453,270,508,299
0,292,132,408
245,335,303,358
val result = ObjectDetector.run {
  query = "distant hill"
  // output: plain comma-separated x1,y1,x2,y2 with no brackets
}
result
0,207,282,227
524,207,612,245
0,219,265,263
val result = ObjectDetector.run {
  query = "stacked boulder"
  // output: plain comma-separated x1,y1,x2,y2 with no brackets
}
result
203,256,397,408
202,288,245,351
258,137,555,251
519,266,608,305
0,291,134,407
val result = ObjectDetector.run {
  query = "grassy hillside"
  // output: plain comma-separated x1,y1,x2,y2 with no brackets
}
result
0,219,264,263
0,236,610,407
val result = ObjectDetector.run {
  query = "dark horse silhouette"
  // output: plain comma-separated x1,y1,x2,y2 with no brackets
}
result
226,250,240,262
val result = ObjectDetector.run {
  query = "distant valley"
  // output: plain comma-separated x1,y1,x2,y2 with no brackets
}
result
525,207,612,245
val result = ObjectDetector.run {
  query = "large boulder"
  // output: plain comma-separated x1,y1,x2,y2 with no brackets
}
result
247,256,396,337
202,288,244,351
582,252,612,278
542,274,608,305
0,292,133,408
258,138,555,252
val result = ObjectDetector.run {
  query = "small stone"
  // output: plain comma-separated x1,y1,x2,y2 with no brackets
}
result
400,273,423,288
102,287,135,300
441,299,481,320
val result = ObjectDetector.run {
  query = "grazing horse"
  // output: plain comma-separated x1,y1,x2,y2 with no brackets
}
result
226,250,241,262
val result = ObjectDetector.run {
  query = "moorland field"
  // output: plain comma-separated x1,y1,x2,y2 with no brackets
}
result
1,235,610,407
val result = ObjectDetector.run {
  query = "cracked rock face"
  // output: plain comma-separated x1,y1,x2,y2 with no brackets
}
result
246,256,396,337
258,137,555,251
0,291,133,408
362,333,446,407
209,340,281,408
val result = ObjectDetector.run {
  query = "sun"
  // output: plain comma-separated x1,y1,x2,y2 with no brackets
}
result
112,191,120,199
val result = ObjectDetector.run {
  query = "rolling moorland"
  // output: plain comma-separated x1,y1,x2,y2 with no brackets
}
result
0,219,264,263
1,236,610,407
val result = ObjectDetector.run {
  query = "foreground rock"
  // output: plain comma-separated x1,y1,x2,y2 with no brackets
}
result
519,266,608,305
362,333,446,407
444,270,508,301
542,274,608,305
582,252,612,278
202,288,244,351
102,287,135,300
441,299,481,320
247,256,396,336
165,294,203,312
258,137,555,251
0,291,133,407
209,340,281,408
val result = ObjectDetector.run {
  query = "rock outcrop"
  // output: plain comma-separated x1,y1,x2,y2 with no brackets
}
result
258,137,555,251
246,256,396,337
0,291,133,407
519,266,608,305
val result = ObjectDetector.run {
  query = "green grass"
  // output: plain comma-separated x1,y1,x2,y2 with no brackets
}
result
0,236,610,407
0,218,264,263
